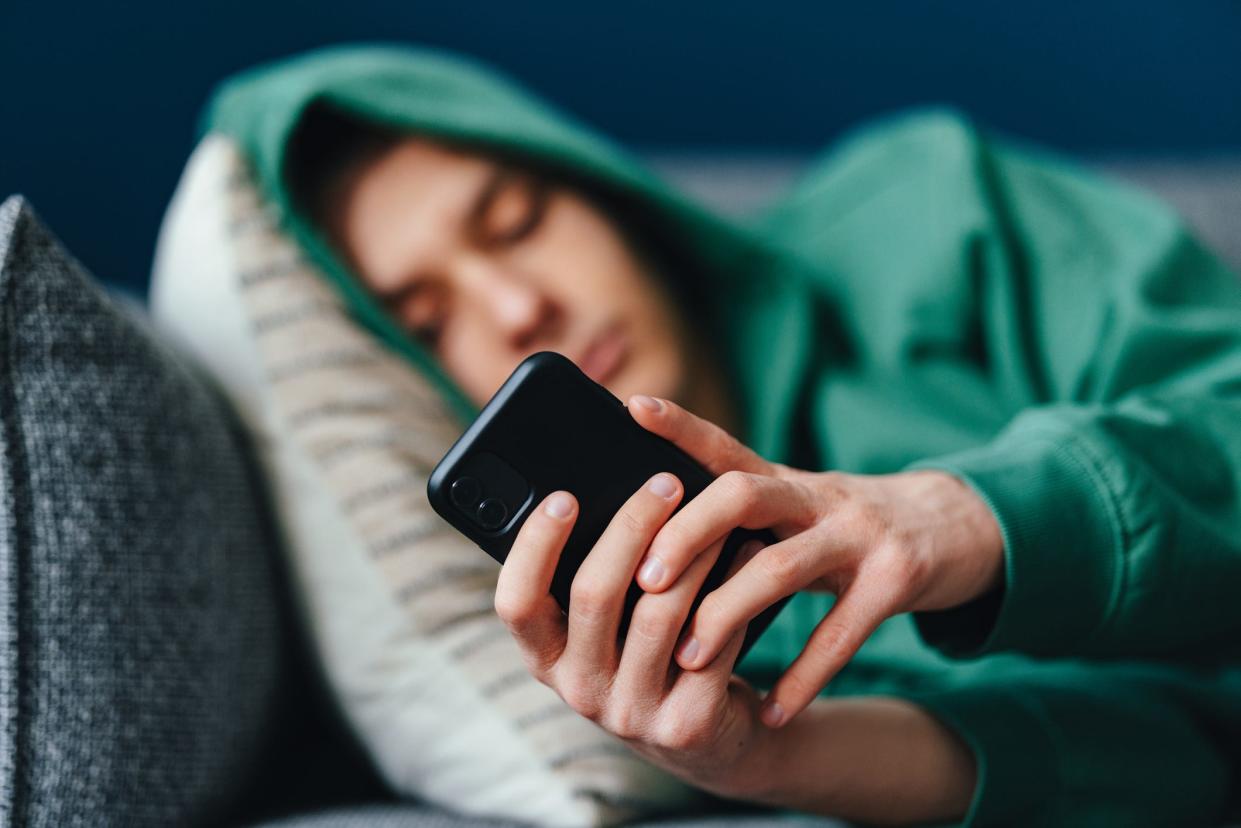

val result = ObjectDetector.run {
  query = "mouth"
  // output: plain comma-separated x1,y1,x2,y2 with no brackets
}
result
576,322,629,386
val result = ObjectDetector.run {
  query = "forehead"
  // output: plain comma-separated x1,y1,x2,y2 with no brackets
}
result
338,137,494,292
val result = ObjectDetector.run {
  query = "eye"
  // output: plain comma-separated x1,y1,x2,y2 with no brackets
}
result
407,312,443,346
471,169,548,247
385,283,447,348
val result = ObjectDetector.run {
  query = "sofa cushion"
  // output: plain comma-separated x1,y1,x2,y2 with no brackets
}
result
645,153,1241,273
0,195,282,826
150,135,709,828
248,802,848,828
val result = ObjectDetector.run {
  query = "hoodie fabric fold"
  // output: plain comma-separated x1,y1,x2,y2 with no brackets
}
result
206,44,1241,826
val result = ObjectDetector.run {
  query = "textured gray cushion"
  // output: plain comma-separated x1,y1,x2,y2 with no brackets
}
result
249,803,846,828
647,154,1241,273
0,195,282,826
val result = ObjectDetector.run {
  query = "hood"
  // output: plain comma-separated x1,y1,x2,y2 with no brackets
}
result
204,43,816,462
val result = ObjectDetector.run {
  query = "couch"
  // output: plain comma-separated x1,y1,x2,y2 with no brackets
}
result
1,153,1238,827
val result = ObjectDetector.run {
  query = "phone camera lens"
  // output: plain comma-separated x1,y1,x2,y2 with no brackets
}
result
476,497,508,530
451,477,482,509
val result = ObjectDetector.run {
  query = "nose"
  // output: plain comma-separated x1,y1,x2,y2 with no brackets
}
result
455,254,558,348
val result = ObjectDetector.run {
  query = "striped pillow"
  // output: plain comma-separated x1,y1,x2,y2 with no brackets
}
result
149,136,706,827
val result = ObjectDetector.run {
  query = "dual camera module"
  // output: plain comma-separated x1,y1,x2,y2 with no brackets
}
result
450,476,509,530
446,450,532,534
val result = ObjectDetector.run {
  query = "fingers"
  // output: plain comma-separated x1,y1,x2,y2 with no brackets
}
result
724,537,767,581
627,395,778,479
759,583,895,728
694,623,748,688
679,538,766,684
612,535,726,702
494,490,578,678
674,528,840,671
559,472,684,683
636,470,816,592
616,536,765,703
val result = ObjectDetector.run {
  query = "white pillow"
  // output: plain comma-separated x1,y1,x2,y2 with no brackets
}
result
149,135,707,826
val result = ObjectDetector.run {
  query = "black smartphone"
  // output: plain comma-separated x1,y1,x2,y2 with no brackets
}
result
427,350,789,664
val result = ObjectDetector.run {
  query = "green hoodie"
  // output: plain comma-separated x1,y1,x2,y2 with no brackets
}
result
207,45,1241,826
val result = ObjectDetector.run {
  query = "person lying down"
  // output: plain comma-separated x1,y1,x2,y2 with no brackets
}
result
205,45,1241,827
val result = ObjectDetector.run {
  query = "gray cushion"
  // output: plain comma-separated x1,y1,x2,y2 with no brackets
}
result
0,195,282,826
249,803,847,828
1094,158,1241,274
647,153,1241,274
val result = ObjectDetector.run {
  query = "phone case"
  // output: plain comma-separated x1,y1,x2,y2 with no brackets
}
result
427,351,791,665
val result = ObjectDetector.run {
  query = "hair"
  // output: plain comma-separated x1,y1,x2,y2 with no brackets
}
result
284,103,402,241
282,102,714,329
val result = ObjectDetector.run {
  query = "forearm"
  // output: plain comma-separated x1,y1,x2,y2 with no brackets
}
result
731,696,976,826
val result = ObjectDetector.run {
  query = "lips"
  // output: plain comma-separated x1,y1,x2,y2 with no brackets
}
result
577,323,628,385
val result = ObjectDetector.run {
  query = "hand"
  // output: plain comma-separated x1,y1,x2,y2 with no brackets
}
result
625,394,1004,729
493,472,779,797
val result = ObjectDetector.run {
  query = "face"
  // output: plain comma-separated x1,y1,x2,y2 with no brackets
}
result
329,138,694,407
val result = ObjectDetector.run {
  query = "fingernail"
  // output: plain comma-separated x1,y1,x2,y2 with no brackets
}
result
760,700,784,727
678,636,700,665
545,492,574,519
648,473,677,499
639,556,666,587
632,395,662,412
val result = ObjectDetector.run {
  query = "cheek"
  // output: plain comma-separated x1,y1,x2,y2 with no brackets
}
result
435,320,517,405
537,209,691,391
527,204,639,295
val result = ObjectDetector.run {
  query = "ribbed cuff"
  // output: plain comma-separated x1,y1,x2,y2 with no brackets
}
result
904,685,1062,827
906,419,1124,658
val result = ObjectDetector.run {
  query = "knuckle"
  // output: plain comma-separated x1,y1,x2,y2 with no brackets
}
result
867,503,895,536
521,650,557,684
807,621,852,671
756,542,800,585
628,599,683,645
650,523,691,566
838,501,886,544
881,541,916,580
568,577,612,621
692,593,730,637
870,543,925,602
902,551,930,594
601,704,646,741
813,471,851,503
822,469,850,491
655,710,709,752
719,470,761,509
849,499,882,528
493,592,534,629
556,675,603,720
615,506,649,537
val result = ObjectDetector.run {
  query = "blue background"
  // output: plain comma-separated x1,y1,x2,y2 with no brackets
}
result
2,1,1239,293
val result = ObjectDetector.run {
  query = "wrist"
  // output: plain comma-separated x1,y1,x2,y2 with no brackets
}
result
907,469,1006,607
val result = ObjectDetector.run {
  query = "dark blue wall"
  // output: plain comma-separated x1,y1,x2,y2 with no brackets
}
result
2,1,1239,293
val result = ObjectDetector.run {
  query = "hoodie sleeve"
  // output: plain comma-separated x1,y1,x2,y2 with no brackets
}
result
892,117,1241,662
